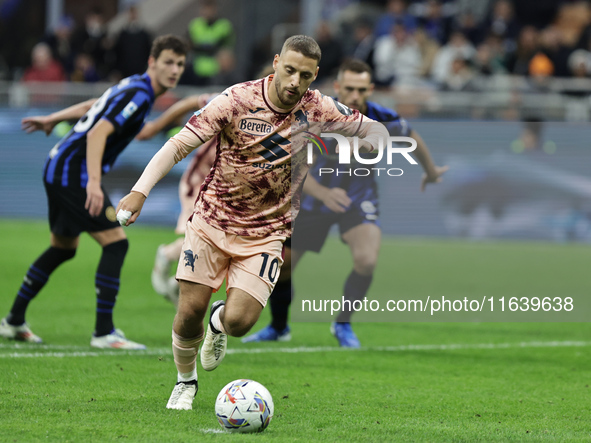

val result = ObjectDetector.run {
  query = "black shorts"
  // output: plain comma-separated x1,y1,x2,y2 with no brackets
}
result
44,181,120,237
292,204,379,253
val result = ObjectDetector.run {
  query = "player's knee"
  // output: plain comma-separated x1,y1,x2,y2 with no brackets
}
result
51,246,77,262
103,239,129,258
177,301,207,325
222,310,257,337
353,252,377,275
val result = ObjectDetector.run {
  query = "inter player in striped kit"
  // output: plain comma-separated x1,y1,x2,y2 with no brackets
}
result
0,35,187,349
243,59,448,347
116,35,390,410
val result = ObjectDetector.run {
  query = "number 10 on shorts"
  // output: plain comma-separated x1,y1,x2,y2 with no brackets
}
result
259,253,279,283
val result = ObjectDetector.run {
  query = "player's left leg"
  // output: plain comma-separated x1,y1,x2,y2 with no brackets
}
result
201,288,264,372
332,223,381,347
201,234,284,369
88,227,145,350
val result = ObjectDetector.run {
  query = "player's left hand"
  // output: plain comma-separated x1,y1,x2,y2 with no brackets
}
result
85,180,104,217
421,165,449,192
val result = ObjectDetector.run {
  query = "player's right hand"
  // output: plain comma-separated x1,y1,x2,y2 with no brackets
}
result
116,191,147,226
21,116,56,136
322,187,351,213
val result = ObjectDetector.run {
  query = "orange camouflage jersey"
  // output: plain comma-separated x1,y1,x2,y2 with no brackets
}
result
182,75,368,237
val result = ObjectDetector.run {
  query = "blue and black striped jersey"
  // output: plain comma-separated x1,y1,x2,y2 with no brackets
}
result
44,73,155,188
301,100,411,213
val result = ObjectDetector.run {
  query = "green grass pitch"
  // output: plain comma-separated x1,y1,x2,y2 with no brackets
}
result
1,219,590,442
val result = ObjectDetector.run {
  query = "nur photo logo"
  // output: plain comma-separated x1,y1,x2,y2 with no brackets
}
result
304,132,418,177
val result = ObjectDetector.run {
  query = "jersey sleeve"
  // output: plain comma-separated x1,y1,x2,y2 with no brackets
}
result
185,88,234,143
101,89,151,133
382,114,411,137
319,95,365,136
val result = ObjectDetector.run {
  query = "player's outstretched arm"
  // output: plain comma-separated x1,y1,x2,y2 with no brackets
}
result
410,129,449,192
136,95,210,140
21,98,97,136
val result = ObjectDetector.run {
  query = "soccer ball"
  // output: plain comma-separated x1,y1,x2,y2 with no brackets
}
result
215,379,274,433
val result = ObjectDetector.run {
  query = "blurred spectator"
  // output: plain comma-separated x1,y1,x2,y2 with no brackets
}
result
417,0,453,45
374,22,422,87
456,10,482,46
529,51,554,77
70,53,100,83
538,27,570,78
567,49,591,79
212,47,240,86
440,55,476,91
552,1,589,48
415,27,440,77
483,0,520,45
348,18,376,70
374,0,417,38
504,26,538,76
528,50,554,92
430,30,475,85
113,5,153,79
185,0,235,86
564,49,591,99
71,8,112,79
22,42,66,82
474,40,506,76
43,15,75,75
315,21,344,82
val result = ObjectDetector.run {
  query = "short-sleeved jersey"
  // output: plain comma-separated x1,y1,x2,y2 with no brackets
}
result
44,73,155,188
185,75,367,238
301,100,411,213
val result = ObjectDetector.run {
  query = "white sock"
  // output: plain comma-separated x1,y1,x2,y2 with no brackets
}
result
178,369,197,383
210,306,227,334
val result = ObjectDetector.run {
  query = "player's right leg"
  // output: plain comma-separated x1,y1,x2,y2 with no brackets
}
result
167,280,212,410
0,233,77,343
241,245,304,343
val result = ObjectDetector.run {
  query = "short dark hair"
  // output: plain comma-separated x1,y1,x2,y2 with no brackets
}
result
150,35,189,59
337,59,373,79
281,35,321,62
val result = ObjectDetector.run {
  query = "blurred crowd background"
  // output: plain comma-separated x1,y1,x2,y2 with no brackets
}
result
2,0,591,242
2,0,591,119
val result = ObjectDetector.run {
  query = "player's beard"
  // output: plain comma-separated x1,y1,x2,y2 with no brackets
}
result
275,76,301,107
